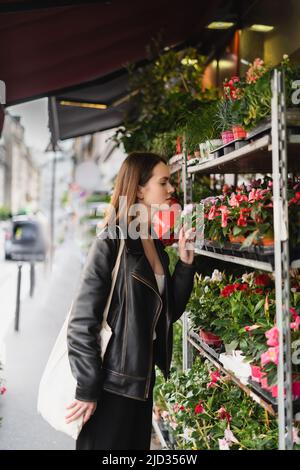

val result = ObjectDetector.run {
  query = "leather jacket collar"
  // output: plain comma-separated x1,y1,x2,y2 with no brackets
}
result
124,227,168,298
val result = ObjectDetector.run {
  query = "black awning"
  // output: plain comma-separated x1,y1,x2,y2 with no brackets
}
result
51,70,134,140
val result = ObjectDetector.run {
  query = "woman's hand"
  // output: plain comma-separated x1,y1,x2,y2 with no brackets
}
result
178,224,196,265
65,399,97,425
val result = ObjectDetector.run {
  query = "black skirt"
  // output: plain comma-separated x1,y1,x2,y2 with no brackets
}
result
76,368,156,450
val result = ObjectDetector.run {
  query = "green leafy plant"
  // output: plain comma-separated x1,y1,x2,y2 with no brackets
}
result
215,98,233,133
156,357,281,450
0,206,11,220
113,43,218,153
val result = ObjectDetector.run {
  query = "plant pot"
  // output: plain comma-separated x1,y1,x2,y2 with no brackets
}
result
253,235,274,247
199,328,223,347
262,237,274,247
199,142,209,160
229,234,246,244
205,139,223,153
232,125,247,140
221,130,234,145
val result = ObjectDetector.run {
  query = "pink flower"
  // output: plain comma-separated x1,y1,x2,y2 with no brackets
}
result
293,427,300,445
244,325,260,332
207,370,221,388
219,205,229,228
261,346,279,366
265,326,279,347
208,205,217,220
290,307,299,320
194,402,204,414
207,381,217,389
0,387,6,395
251,365,264,383
229,193,240,207
210,370,221,383
224,428,239,444
173,403,184,413
260,376,272,392
218,438,230,450
290,318,300,330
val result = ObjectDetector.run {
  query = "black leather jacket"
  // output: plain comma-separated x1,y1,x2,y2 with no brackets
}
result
67,226,196,402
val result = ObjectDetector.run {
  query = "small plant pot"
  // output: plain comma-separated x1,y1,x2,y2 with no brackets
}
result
199,142,208,160
221,130,234,145
229,234,246,244
205,139,223,153
232,125,247,140
199,328,223,347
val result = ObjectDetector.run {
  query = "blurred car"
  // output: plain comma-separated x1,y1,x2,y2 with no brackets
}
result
4,216,48,262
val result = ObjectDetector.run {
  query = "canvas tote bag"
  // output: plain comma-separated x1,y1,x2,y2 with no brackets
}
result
37,227,125,440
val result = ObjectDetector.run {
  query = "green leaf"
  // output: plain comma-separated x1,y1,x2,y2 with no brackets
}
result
233,226,243,236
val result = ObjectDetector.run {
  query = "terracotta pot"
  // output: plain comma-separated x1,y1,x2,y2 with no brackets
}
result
232,125,247,140
229,234,246,244
261,237,274,246
199,328,223,347
221,130,234,145
253,236,274,247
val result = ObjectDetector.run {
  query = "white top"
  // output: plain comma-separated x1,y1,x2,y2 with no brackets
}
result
153,273,165,340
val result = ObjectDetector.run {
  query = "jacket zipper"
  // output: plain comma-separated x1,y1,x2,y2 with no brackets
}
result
131,273,163,399
156,245,171,380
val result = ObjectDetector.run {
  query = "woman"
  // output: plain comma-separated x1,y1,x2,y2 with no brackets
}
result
66,152,196,450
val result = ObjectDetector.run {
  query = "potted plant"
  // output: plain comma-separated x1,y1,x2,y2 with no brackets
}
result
216,98,234,144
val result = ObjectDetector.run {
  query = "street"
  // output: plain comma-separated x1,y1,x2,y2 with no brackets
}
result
0,240,82,450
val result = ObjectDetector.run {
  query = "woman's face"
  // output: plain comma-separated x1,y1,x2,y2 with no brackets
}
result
137,162,175,208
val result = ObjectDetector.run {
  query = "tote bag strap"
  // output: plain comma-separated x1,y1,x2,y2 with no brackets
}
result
101,224,125,326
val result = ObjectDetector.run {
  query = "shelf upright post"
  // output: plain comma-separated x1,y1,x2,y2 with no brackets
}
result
182,136,193,371
271,69,293,450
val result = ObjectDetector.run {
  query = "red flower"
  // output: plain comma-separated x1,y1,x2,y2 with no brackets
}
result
254,274,271,287
254,288,264,295
217,406,232,423
292,382,300,398
237,215,247,227
194,402,204,414
221,285,236,297
0,387,7,395
238,283,248,291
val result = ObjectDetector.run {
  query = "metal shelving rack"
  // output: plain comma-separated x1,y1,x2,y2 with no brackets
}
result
168,69,297,450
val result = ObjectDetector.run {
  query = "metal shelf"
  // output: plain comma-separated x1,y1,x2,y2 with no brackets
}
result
187,133,300,175
152,414,170,450
187,331,276,416
169,154,183,165
170,163,182,175
195,248,274,272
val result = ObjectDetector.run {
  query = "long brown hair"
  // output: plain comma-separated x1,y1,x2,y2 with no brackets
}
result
101,152,167,229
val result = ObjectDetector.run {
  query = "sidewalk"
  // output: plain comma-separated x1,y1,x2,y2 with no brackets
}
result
0,239,162,450
0,240,82,450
